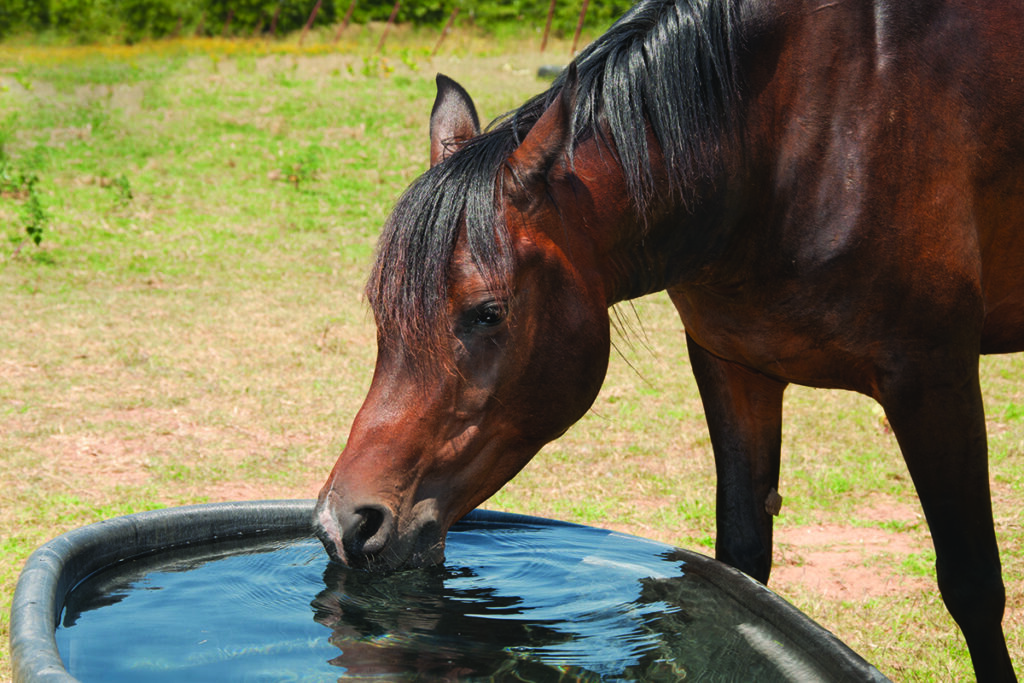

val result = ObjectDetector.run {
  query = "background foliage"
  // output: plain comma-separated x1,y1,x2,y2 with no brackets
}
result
0,0,633,41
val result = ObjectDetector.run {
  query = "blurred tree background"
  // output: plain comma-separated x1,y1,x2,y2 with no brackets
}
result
0,0,634,42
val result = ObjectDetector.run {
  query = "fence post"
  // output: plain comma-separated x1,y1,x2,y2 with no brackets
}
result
300,0,323,46
431,6,460,56
375,0,401,54
270,5,281,37
571,0,590,55
335,0,358,43
540,0,556,52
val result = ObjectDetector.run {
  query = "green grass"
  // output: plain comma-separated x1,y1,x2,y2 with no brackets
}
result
1,30,1023,682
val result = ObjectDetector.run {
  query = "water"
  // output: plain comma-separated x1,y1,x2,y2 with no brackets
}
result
56,517,837,682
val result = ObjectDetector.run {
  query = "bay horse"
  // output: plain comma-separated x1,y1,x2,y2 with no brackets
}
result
315,0,1024,678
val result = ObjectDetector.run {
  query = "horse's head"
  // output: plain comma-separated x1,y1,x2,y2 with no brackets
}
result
315,72,613,570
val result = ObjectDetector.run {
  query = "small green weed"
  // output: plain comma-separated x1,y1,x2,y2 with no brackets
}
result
0,152,48,252
281,145,323,192
902,549,938,578
104,173,133,206
359,55,394,78
1002,402,1024,421
675,496,712,521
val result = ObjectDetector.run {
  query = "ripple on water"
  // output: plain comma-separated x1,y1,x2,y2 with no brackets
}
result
56,518,840,682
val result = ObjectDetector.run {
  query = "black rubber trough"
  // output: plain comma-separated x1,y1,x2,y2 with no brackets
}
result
10,500,890,682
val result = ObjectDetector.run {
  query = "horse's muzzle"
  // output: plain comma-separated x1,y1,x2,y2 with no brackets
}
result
313,492,446,571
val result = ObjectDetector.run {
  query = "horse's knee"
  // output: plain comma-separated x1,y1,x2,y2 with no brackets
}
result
714,488,777,584
716,534,772,584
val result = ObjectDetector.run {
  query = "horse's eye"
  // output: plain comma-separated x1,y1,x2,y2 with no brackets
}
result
472,302,506,327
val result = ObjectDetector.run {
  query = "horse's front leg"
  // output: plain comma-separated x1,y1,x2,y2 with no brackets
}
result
879,362,1014,682
684,333,787,584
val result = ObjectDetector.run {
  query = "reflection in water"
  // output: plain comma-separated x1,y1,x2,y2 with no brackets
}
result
307,523,826,681
312,562,597,681
56,519,865,682
309,519,702,680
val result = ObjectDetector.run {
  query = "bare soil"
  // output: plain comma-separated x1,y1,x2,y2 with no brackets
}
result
773,509,932,600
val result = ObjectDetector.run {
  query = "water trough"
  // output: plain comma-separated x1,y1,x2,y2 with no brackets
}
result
11,500,889,681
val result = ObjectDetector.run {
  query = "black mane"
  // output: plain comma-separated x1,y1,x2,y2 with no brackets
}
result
368,0,740,359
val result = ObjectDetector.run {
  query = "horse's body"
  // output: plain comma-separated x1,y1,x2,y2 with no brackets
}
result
315,0,1024,678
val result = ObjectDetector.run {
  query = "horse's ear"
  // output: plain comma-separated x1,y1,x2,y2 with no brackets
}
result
430,74,481,167
507,63,578,187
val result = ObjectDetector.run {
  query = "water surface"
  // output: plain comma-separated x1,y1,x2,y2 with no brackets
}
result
57,517,835,681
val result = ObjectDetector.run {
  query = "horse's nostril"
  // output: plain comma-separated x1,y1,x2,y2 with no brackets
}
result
342,504,394,559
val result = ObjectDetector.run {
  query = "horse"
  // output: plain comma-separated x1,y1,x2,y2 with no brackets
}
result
314,0,1024,679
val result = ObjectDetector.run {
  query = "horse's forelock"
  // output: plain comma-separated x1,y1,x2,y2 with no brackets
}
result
367,130,520,364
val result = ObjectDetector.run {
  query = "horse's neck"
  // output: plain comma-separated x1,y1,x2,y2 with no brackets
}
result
560,134,741,306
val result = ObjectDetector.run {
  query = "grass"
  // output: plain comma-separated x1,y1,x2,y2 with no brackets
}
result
1,29,1023,682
